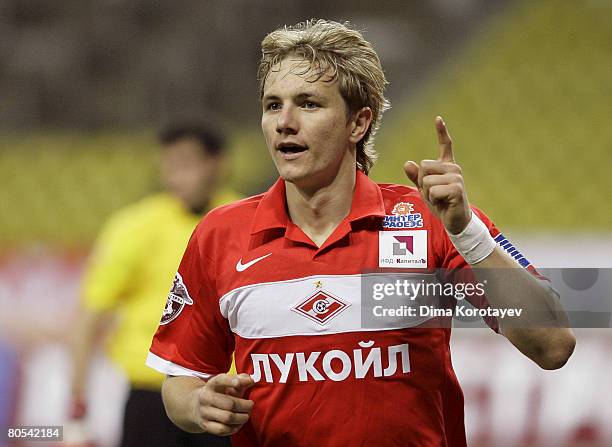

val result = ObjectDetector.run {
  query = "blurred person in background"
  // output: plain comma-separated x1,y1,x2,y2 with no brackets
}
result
70,121,235,447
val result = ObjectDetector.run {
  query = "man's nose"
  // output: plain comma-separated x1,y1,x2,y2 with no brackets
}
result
276,105,298,134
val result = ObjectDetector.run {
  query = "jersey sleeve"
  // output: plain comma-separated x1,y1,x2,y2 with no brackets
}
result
146,224,234,379
81,209,145,312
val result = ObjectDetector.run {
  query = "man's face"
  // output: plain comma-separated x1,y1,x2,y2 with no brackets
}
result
159,138,221,212
261,58,356,190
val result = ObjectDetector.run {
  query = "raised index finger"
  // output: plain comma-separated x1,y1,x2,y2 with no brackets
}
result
435,116,454,162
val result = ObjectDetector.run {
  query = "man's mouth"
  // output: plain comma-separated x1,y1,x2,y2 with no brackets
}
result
277,143,308,154
276,143,308,160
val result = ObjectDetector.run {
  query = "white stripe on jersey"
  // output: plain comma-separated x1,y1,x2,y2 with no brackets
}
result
219,273,440,339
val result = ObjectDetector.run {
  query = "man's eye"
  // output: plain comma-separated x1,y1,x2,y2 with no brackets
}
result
303,101,318,109
267,103,281,111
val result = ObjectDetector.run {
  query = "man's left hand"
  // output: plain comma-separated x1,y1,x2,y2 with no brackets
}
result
404,116,472,235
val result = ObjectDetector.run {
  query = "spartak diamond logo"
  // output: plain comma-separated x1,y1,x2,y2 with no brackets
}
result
292,289,349,325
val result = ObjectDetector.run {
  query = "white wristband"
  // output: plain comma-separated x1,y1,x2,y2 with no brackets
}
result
448,212,496,264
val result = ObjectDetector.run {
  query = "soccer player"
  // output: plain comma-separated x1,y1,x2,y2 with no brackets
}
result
71,122,236,447
146,21,576,446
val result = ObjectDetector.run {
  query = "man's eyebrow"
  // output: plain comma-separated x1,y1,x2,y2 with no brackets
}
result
262,91,322,102
262,94,281,102
295,92,322,100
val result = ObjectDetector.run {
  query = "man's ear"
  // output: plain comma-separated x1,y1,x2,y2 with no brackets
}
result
348,107,373,144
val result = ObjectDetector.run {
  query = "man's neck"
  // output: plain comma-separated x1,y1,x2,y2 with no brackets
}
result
285,166,356,247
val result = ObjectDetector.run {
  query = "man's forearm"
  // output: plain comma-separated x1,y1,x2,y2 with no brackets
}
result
474,247,568,325
161,375,207,433
472,246,576,368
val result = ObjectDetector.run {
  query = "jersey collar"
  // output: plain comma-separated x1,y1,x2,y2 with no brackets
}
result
250,170,386,238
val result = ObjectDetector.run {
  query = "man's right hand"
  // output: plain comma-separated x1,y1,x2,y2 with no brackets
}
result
190,373,255,436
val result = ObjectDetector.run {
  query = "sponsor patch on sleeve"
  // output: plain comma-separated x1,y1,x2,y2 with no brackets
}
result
160,272,194,325
494,233,531,268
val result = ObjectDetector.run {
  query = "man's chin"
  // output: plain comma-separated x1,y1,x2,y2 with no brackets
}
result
279,171,330,194
280,175,303,186
278,168,306,184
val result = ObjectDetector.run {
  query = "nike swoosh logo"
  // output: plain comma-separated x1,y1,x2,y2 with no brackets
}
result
236,253,272,272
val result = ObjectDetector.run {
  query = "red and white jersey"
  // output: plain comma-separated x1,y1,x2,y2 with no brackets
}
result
147,171,533,447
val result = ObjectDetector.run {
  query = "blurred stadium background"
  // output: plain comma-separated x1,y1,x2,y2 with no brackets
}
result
0,0,610,446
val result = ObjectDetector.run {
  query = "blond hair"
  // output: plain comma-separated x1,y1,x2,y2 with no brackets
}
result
258,19,390,174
